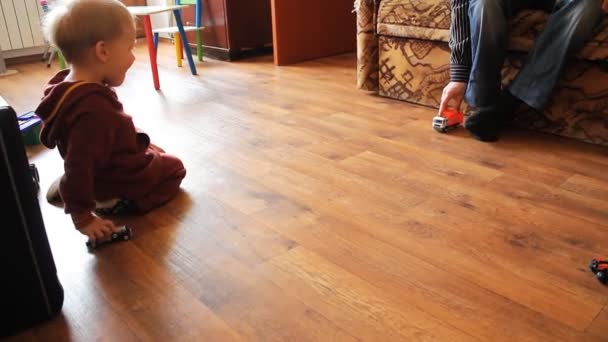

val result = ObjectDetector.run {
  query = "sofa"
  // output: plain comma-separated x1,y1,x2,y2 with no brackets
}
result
356,0,608,146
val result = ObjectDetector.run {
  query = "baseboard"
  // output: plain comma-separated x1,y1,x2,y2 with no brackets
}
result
9,40,274,65
143,37,273,61
198,45,232,61
183,43,272,61
230,45,273,61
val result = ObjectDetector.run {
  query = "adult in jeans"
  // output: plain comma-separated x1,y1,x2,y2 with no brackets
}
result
439,0,607,142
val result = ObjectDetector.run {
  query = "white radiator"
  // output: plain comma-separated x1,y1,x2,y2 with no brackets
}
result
0,0,45,58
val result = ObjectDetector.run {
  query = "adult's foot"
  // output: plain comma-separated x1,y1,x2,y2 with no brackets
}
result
464,90,522,142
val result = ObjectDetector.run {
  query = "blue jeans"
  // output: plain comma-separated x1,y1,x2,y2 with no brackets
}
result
466,0,603,109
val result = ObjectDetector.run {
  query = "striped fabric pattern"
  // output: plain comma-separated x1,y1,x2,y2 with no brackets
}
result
448,0,471,82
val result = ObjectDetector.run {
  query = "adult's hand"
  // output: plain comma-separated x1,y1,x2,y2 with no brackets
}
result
438,81,466,115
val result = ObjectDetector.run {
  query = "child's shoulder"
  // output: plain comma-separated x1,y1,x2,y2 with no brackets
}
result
56,83,125,119
38,76,122,124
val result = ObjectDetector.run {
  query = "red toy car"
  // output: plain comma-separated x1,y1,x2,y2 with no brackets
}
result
432,109,464,133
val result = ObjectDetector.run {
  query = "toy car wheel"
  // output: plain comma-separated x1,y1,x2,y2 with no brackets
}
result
590,260,597,271
597,271,608,283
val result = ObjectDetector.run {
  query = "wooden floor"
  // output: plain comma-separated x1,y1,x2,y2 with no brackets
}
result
2,42,608,341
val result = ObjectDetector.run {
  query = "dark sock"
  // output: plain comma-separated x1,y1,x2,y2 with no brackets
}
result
499,90,523,121
464,107,503,142
464,90,523,142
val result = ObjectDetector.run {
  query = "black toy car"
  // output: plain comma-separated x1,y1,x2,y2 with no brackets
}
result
86,225,133,250
589,258,608,284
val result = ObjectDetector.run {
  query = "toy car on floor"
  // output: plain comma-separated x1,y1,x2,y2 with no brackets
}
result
432,109,464,133
589,258,608,284
86,225,133,250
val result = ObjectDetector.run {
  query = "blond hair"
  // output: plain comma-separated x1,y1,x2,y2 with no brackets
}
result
43,0,134,63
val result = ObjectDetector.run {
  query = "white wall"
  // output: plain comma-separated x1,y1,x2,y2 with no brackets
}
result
145,0,173,38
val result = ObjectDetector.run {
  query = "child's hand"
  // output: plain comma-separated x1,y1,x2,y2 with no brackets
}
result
79,216,119,243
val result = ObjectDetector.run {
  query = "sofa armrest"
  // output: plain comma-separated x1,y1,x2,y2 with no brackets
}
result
355,0,380,91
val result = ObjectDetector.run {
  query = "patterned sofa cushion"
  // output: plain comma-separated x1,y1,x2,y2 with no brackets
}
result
377,35,608,145
378,0,450,29
377,0,608,61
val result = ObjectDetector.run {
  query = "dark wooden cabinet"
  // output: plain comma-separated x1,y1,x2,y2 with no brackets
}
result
271,0,356,65
178,0,355,64
181,0,273,60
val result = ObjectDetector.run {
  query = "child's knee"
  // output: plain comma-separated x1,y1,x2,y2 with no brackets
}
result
162,154,186,182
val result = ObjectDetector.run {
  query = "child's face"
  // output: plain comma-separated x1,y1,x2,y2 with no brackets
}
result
103,24,136,87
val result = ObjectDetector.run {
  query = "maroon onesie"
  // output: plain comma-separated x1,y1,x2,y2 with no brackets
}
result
36,70,186,227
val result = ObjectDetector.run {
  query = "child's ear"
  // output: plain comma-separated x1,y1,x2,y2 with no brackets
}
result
94,41,109,62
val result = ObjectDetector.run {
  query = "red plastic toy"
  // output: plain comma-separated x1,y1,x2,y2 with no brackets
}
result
432,109,464,133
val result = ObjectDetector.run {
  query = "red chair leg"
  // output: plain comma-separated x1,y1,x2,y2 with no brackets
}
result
143,15,160,90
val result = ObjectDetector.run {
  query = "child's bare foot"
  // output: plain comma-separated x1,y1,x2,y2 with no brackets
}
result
46,176,63,207
46,177,137,215
95,199,139,216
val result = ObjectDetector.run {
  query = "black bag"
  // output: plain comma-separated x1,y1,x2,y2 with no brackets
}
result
0,105,64,337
